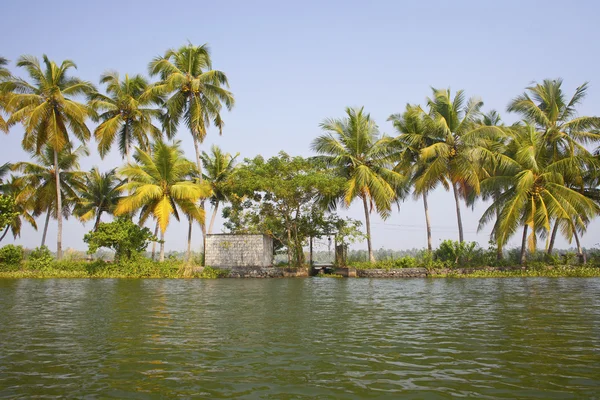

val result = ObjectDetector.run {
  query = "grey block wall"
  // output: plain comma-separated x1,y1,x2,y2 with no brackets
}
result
205,234,273,268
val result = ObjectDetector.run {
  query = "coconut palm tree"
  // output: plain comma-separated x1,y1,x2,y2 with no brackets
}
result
148,43,234,176
73,167,123,231
89,72,164,163
419,88,503,243
389,104,438,251
312,107,406,263
508,79,600,259
115,141,212,261
0,57,11,133
478,124,599,265
3,55,94,259
12,144,88,247
200,145,239,234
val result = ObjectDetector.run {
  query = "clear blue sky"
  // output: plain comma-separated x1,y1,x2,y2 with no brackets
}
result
2,0,599,253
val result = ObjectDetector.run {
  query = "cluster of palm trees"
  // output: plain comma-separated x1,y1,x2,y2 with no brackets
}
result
0,44,236,261
1,44,599,265
313,82,600,264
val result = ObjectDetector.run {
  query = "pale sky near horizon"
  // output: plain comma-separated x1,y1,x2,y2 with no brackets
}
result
1,0,599,253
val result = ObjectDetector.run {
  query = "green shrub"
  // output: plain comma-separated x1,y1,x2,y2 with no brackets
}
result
27,246,54,270
435,240,479,266
0,244,24,271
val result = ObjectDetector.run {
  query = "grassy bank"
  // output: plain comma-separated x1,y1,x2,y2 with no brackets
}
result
429,266,600,278
0,259,229,279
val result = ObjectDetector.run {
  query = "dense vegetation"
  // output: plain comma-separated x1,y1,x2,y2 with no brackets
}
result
1,45,600,274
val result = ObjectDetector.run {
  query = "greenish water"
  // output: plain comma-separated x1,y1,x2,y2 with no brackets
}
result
0,278,599,399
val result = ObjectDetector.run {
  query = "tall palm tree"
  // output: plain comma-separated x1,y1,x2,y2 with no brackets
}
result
508,79,600,259
13,144,88,247
89,72,164,163
149,43,234,252
0,57,11,133
312,107,406,263
0,175,37,242
419,88,502,243
200,145,239,234
478,125,599,264
115,141,212,261
389,104,438,251
148,43,235,176
74,167,122,231
3,55,94,259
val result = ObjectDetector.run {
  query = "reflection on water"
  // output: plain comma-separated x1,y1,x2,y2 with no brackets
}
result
0,278,599,398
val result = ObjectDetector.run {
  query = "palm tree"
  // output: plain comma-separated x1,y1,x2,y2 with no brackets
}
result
13,144,88,247
74,167,122,231
3,55,94,259
0,175,37,242
89,72,163,163
419,88,502,243
508,79,600,259
148,43,235,176
478,125,599,265
0,57,11,133
149,43,234,253
115,141,212,261
389,104,438,251
200,145,239,234
312,107,406,263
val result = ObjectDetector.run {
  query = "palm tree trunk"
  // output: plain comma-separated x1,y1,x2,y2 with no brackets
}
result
93,211,103,231
41,210,50,247
186,217,192,262
208,201,219,234
151,221,159,261
54,149,63,260
192,134,207,262
0,227,8,243
520,224,528,265
362,195,375,263
159,230,165,262
573,227,586,264
452,182,464,243
422,192,432,252
125,135,131,165
547,220,559,255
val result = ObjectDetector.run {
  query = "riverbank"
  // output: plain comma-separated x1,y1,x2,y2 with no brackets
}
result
1,261,600,278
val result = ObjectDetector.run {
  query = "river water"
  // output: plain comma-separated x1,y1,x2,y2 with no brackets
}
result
0,278,599,399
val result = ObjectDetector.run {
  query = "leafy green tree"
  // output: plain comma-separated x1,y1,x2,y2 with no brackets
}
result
478,125,599,264
84,217,156,261
312,107,407,262
0,195,18,234
223,153,346,266
89,72,163,162
0,175,37,242
74,167,122,231
12,144,88,247
507,79,600,259
115,141,211,261
3,55,94,259
200,145,239,234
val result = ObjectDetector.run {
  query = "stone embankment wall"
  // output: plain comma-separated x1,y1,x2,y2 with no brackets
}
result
225,267,309,278
205,234,273,268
